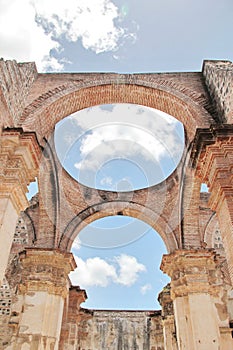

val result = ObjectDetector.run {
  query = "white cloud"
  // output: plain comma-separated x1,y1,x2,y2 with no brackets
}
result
74,127,163,172
69,254,146,288
35,0,130,54
114,254,146,286
40,55,65,72
75,125,166,162
0,0,60,71
140,283,152,295
70,256,117,287
71,104,177,130
71,104,184,172
100,176,113,186
72,237,81,251
0,0,137,71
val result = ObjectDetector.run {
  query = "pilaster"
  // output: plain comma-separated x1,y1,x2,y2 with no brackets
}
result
0,128,41,284
161,249,233,350
193,127,233,284
10,249,76,350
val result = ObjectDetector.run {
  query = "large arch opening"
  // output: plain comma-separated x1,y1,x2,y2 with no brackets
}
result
31,79,213,256
54,103,184,191
69,216,170,310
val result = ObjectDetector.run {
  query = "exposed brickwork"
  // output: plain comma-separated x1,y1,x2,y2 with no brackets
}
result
0,60,37,126
158,284,178,350
203,60,233,123
0,59,230,254
59,161,182,252
180,163,202,249
199,193,225,254
21,82,212,144
0,59,216,147
195,130,233,284
20,71,212,115
59,286,89,349
19,71,213,130
0,59,233,349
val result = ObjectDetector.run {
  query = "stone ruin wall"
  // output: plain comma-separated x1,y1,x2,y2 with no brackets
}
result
78,310,164,350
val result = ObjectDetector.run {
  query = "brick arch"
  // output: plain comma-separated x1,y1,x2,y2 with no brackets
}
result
56,162,182,252
36,135,182,253
21,81,214,144
59,201,179,253
19,75,214,254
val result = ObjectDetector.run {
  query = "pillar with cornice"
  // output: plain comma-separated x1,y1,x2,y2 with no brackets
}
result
10,249,76,350
158,283,178,350
160,249,233,350
192,126,233,285
0,128,40,284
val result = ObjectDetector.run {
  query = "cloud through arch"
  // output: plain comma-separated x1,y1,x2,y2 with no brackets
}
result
70,254,146,288
55,103,184,191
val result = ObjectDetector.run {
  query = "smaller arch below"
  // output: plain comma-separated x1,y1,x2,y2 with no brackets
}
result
59,201,179,253
69,216,170,310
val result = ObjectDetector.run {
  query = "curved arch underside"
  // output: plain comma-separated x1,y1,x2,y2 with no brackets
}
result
20,75,214,143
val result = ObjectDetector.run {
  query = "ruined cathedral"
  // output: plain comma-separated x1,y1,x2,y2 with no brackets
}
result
0,58,233,349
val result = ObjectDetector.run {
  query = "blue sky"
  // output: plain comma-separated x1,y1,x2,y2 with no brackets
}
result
70,216,170,310
1,0,232,310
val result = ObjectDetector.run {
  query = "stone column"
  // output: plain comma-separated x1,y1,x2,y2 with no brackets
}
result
0,129,40,284
10,249,76,350
59,286,88,350
158,284,178,350
160,249,233,350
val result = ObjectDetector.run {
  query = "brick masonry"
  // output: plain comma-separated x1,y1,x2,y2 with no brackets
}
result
0,59,233,349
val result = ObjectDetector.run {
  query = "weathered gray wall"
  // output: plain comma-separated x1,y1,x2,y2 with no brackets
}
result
78,310,164,350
